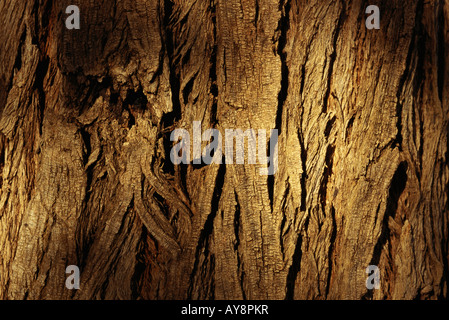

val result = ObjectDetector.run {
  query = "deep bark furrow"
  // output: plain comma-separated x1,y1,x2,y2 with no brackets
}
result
187,163,225,299
322,1,345,114
437,0,445,103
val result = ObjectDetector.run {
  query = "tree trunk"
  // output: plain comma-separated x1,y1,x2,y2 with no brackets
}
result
0,0,448,300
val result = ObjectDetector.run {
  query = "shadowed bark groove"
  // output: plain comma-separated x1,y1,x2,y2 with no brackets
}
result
0,0,448,300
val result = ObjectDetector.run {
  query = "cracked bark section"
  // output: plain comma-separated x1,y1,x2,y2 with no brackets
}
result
1,0,448,300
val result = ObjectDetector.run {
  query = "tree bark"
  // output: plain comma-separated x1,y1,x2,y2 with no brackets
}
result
0,0,448,300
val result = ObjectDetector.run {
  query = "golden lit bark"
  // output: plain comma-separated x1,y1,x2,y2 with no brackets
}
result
0,0,448,300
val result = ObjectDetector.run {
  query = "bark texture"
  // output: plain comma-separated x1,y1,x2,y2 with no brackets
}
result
0,0,448,300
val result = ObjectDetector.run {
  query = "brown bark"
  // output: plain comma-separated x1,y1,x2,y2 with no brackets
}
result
0,0,448,300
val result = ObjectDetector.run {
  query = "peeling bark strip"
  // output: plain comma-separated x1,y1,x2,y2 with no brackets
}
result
0,0,448,300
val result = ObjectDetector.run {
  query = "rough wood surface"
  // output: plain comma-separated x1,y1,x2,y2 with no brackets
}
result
0,0,448,300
